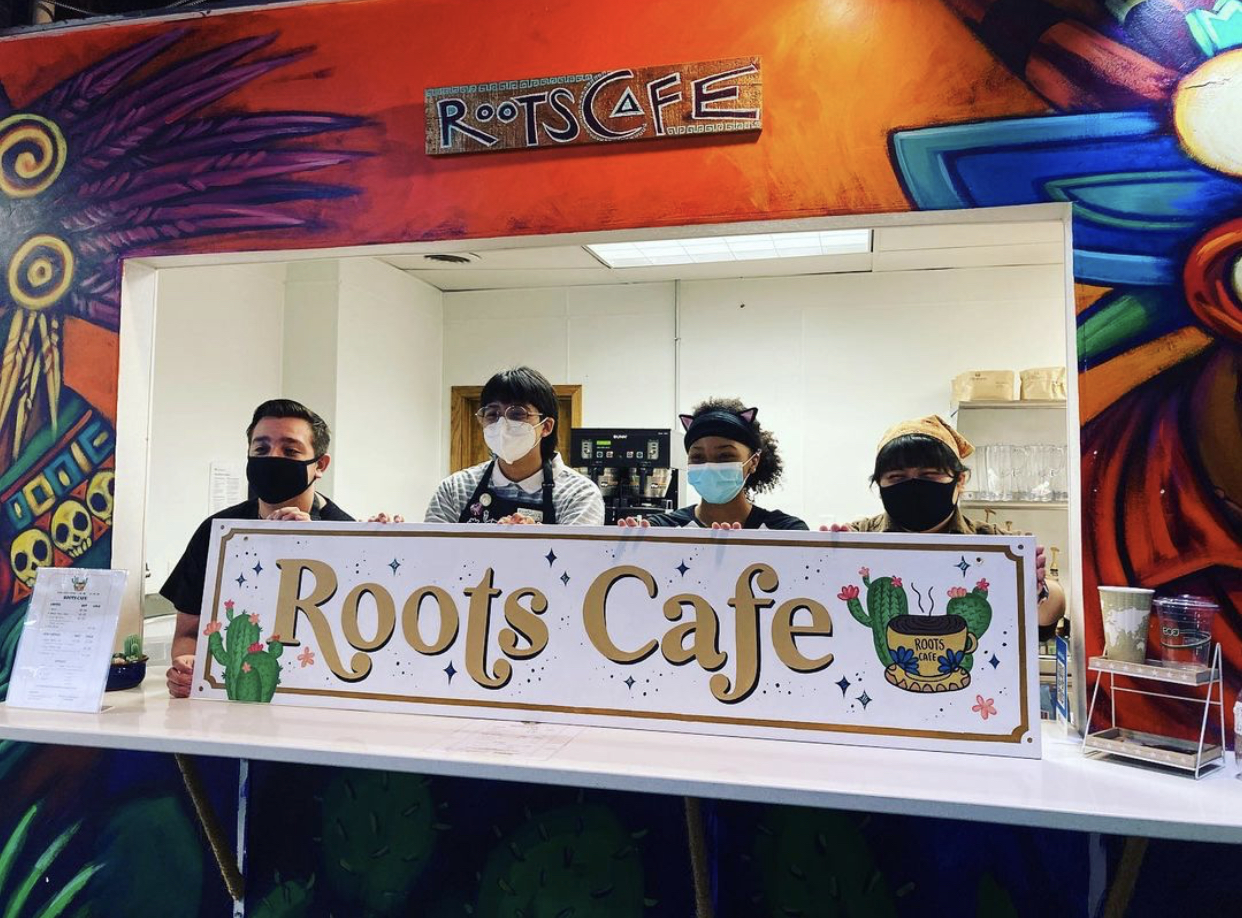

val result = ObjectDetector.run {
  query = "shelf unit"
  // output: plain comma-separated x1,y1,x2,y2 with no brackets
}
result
953,399,1068,412
1084,646,1226,779
961,499,1068,511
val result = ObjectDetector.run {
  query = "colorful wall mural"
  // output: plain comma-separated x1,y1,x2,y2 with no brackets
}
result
0,0,1238,913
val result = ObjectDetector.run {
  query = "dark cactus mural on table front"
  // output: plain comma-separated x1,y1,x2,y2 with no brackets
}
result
0,0,1238,914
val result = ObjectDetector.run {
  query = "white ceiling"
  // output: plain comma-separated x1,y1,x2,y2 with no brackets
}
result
376,220,1065,292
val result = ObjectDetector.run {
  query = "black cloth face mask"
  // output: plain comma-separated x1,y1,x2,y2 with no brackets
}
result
246,456,319,504
879,477,958,532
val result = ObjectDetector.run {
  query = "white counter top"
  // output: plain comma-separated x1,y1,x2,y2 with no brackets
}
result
2,679,1239,842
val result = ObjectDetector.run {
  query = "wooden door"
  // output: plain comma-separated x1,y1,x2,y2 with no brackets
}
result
449,385,583,472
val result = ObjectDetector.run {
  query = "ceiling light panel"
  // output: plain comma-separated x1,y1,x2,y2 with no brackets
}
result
587,229,871,268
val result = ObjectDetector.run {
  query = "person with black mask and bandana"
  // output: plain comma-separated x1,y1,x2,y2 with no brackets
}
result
162,399,352,698
829,415,1065,635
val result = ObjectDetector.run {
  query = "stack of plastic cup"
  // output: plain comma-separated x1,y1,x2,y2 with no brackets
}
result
1153,594,1218,667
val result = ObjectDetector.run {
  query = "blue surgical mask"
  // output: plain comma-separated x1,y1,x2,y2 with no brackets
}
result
687,462,747,505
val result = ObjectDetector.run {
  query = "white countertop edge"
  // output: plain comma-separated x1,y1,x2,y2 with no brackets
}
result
1,705,1238,844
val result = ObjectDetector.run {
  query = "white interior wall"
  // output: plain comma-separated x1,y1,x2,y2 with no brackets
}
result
442,264,1066,526
679,264,1067,527
283,260,342,494
147,258,446,591
146,263,286,586
333,259,443,519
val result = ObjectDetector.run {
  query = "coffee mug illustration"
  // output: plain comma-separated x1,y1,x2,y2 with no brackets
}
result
839,570,993,693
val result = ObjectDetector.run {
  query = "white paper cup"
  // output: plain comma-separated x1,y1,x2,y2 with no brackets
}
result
1099,586,1155,663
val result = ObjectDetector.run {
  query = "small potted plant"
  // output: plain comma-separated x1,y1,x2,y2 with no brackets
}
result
106,633,148,691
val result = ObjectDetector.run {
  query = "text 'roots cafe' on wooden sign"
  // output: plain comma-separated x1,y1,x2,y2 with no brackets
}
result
425,58,762,155
192,524,1041,758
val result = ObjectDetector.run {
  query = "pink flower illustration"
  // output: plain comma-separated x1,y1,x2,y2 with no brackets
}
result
976,578,990,592
972,695,997,720
248,613,260,625
203,621,222,636
297,647,316,668
242,662,252,673
948,587,968,599
891,576,903,587
247,642,264,654
838,585,860,601
223,600,235,612
859,566,870,578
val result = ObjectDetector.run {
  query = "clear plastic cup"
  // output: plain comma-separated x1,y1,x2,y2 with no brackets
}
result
1154,594,1218,667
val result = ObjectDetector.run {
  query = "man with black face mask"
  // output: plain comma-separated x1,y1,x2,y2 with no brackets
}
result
162,399,353,697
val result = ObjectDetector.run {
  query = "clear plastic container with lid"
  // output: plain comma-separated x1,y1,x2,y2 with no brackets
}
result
1153,594,1218,667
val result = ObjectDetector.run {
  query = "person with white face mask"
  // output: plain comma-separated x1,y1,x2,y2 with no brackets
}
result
424,366,604,526
621,399,807,530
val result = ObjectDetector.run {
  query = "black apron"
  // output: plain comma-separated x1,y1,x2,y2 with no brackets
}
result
458,459,557,524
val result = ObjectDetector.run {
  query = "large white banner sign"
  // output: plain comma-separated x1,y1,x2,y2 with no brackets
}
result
192,523,1040,758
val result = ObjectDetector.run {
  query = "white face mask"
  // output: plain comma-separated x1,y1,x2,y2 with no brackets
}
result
484,417,541,464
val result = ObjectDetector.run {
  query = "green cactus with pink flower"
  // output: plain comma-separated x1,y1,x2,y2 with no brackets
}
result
838,567,908,668
946,579,992,672
204,599,285,702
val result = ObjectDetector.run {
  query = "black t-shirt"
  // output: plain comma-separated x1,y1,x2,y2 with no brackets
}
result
643,505,809,530
159,496,353,616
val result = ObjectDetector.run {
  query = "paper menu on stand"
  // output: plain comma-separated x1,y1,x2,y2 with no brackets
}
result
208,460,247,515
5,568,127,713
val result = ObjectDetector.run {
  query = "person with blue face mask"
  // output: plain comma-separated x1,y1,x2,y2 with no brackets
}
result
622,399,807,530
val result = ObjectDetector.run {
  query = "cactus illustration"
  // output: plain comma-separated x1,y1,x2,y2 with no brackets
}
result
751,806,899,918
204,600,284,702
319,769,439,916
477,803,652,917
947,579,993,672
838,567,908,667
249,873,315,918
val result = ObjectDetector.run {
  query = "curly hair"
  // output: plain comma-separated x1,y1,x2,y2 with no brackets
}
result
688,398,785,494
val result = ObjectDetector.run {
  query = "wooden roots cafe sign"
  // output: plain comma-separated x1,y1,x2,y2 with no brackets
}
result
192,524,1040,758
424,58,762,155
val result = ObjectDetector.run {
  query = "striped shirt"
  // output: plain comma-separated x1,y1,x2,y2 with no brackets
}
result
424,454,605,526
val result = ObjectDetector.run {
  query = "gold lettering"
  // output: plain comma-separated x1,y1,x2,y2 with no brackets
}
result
272,560,369,682
499,588,549,660
401,586,460,655
582,565,659,664
712,563,778,704
464,568,510,689
772,598,834,673
340,584,397,655
660,594,726,670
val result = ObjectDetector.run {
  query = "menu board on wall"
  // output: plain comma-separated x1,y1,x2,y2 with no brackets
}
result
425,58,762,155
192,523,1040,758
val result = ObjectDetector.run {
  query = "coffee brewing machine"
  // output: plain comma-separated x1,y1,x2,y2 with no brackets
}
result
571,428,678,524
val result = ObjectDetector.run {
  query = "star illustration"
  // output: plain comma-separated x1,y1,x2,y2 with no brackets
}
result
956,556,971,577
624,676,635,689
836,677,851,696
989,654,1001,669
560,572,571,586
676,561,690,577
444,662,457,683
252,561,263,576
545,549,558,567
857,691,872,709
235,574,246,587
389,558,401,574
